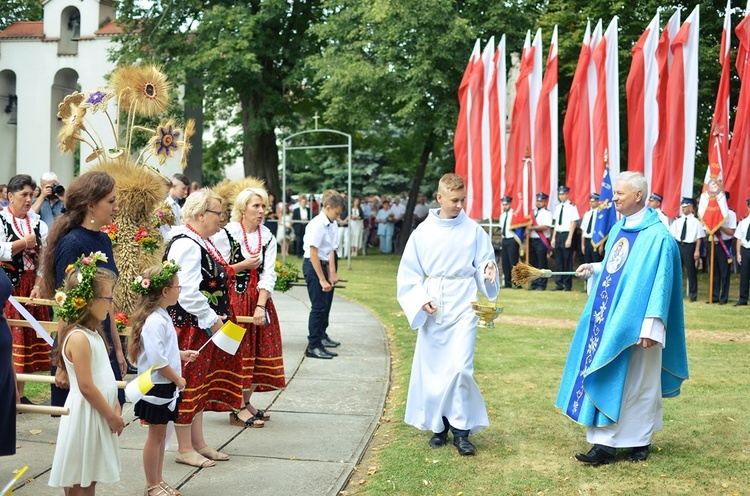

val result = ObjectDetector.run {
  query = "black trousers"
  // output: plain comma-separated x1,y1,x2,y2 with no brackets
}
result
711,240,731,303
678,241,698,301
582,238,604,264
739,246,750,304
303,258,335,348
529,238,549,289
554,232,574,290
501,238,519,287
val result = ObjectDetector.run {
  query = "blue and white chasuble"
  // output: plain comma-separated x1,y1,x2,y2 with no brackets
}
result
555,208,689,427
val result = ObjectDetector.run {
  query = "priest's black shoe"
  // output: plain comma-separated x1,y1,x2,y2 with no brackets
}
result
429,431,448,448
574,444,616,465
453,436,477,456
734,301,748,306
305,347,333,359
628,445,649,462
321,338,341,348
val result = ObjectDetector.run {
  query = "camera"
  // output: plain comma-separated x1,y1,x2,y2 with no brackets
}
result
49,183,65,197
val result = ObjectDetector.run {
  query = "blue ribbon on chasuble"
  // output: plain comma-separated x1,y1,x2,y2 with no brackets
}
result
564,229,640,423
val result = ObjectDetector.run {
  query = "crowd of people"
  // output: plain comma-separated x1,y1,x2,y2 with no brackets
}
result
497,184,750,305
1,170,326,494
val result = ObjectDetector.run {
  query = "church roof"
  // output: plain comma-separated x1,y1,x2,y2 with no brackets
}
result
0,21,44,39
94,19,122,36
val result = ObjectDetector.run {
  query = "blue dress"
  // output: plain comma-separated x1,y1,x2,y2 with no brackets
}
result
51,227,124,407
0,268,16,456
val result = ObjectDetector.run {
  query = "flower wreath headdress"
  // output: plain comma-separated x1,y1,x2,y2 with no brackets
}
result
130,259,181,295
54,252,109,323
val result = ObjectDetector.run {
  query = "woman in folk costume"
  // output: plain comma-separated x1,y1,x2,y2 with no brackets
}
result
0,174,50,403
213,187,286,427
396,173,499,456
164,189,242,467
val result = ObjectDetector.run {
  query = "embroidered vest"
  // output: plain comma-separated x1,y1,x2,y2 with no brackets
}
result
224,228,265,295
164,234,231,327
0,216,41,287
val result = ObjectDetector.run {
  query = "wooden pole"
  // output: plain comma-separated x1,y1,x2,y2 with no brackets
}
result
16,404,69,416
709,235,715,304
16,373,126,389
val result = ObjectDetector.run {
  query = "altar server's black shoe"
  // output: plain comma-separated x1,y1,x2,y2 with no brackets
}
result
453,436,477,456
429,431,448,448
574,444,615,465
321,338,341,348
628,445,649,462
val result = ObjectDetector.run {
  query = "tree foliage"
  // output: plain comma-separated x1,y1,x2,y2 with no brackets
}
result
0,0,42,31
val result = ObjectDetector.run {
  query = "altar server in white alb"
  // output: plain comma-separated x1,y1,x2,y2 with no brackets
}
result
396,173,499,456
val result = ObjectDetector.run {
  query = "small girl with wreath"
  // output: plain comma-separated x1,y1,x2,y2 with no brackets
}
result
48,252,124,494
127,260,200,495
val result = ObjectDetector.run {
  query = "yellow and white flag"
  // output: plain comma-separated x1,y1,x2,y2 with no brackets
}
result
2,465,27,495
209,320,246,355
125,362,179,411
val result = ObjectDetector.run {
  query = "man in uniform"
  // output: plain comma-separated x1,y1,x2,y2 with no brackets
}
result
557,171,688,465
552,185,580,291
580,193,603,265
528,193,552,290
733,198,750,306
711,191,736,304
499,196,519,288
647,193,670,228
669,198,704,302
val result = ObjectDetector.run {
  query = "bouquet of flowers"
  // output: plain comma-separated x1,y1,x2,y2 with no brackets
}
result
152,201,177,230
100,223,118,247
274,261,300,293
114,312,129,333
135,227,159,255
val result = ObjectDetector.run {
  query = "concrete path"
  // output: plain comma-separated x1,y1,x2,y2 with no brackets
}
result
2,288,389,495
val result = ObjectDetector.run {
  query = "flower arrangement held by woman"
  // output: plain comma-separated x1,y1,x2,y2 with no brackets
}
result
163,189,239,467
213,187,286,427
39,171,126,408
0,174,50,403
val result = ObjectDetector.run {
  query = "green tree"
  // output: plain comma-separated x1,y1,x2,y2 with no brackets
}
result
310,0,535,252
0,0,42,31
113,0,322,198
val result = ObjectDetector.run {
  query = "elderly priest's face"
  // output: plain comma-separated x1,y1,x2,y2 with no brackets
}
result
612,180,644,217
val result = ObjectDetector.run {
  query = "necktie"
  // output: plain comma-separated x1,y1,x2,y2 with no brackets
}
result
745,222,750,242
586,212,594,235
502,214,507,237
558,204,564,226
680,218,687,242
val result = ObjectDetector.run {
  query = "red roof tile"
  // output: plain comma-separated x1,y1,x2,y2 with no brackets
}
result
95,20,122,36
0,21,44,39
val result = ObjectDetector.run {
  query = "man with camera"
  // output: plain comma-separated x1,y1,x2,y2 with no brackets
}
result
32,172,65,228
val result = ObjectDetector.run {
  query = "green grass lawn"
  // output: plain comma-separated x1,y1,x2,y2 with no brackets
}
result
337,253,750,496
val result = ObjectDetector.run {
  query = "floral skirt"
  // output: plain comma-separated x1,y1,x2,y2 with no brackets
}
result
6,271,51,374
173,315,242,425
232,286,286,392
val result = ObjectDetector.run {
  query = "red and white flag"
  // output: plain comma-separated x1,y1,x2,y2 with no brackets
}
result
727,1,750,213
659,6,700,218
700,0,731,235
626,13,660,185
489,35,507,219
534,26,558,213
650,11,682,205
591,17,620,212
455,40,482,217
563,22,593,217
506,30,542,207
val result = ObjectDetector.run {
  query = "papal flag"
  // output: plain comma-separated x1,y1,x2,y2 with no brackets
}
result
209,320,246,356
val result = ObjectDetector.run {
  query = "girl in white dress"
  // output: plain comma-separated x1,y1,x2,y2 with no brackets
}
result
128,261,199,496
49,252,124,495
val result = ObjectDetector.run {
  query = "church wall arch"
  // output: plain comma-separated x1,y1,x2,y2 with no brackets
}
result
0,70,18,177
50,68,79,185
58,6,80,56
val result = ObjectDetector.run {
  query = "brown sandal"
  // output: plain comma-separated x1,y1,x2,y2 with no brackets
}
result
229,411,265,428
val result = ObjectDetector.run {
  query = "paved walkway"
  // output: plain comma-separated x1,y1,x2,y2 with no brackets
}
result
2,288,390,495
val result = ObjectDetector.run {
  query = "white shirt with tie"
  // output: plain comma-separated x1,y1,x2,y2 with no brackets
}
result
552,201,580,234
499,209,514,239
581,209,597,240
734,215,750,250
718,210,737,241
670,214,705,243
531,208,552,239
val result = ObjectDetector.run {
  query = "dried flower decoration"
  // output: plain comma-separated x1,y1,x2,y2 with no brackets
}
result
80,88,114,114
179,119,195,170
149,120,182,165
57,92,85,120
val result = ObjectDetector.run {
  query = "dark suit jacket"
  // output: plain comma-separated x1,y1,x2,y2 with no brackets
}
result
292,206,312,238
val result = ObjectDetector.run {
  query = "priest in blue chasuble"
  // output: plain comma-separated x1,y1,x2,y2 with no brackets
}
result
556,171,689,465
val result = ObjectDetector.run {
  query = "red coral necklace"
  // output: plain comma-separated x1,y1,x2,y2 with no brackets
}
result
242,226,262,256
